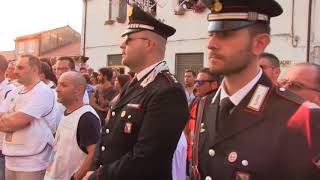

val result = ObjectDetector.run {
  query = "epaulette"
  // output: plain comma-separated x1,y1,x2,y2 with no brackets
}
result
161,70,178,87
275,87,304,105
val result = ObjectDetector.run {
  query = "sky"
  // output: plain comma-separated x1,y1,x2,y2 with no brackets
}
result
0,0,83,51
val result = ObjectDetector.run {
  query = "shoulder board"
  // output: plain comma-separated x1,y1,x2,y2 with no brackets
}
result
275,87,304,105
160,70,178,87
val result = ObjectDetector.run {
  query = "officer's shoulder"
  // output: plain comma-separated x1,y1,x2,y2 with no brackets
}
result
273,87,304,105
156,70,180,88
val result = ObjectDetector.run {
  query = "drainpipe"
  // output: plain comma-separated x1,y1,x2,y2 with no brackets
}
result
83,0,88,57
306,0,313,63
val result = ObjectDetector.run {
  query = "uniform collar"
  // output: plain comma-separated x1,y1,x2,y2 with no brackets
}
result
220,68,263,106
136,61,164,81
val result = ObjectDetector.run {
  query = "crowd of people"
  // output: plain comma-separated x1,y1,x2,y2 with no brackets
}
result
0,0,320,180
0,53,134,180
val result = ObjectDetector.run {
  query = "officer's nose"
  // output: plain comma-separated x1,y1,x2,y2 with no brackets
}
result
207,33,219,50
120,40,126,49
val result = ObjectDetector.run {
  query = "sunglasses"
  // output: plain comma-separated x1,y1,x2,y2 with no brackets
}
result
195,80,215,85
123,36,148,45
260,65,274,70
279,79,320,93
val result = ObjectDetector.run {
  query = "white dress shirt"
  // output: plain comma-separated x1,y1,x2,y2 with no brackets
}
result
220,69,262,105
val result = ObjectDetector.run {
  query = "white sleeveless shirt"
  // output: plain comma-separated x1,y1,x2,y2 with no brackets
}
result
44,105,99,180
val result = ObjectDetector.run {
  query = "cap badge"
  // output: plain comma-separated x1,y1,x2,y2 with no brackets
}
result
121,111,126,118
212,0,223,12
127,5,133,17
228,151,238,163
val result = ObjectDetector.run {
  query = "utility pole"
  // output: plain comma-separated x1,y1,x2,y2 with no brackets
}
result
306,0,313,63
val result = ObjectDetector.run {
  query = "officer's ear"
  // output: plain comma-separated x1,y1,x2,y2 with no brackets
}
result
314,95,320,106
272,67,281,80
210,81,218,90
251,33,270,56
144,39,155,50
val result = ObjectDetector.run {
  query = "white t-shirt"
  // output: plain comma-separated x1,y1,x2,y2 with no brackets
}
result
0,81,58,171
0,79,16,150
172,133,187,180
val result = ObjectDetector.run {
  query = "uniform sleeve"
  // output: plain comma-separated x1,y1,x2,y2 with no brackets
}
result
89,86,189,179
77,112,101,153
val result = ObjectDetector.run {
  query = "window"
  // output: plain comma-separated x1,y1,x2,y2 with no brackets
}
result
107,54,125,74
18,42,24,54
28,40,35,53
105,0,127,25
175,53,204,83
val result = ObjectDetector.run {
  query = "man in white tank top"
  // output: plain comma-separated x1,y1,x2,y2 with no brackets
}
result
44,71,101,180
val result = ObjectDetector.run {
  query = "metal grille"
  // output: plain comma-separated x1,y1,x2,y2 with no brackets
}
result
107,54,122,67
175,53,204,83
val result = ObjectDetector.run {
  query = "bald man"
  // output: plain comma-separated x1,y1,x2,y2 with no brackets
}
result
45,72,101,180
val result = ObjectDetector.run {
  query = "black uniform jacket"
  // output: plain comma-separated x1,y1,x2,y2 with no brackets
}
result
197,74,320,180
89,69,189,180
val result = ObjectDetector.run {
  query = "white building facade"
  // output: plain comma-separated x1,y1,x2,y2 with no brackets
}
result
81,0,320,81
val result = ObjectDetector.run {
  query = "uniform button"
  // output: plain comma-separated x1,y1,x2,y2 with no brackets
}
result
279,87,286,92
228,151,238,163
208,149,215,157
205,176,212,180
101,146,106,151
106,129,110,134
112,111,115,117
242,160,249,166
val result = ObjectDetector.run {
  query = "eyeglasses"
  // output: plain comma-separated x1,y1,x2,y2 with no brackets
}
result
195,79,215,86
123,36,148,45
279,79,320,93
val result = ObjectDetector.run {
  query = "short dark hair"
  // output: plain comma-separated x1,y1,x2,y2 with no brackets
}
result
185,69,196,77
199,68,221,85
259,52,280,68
20,54,41,70
92,72,98,78
99,67,113,81
40,62,57,84
248,22,271,37
0,54,8,72
57,56,75,70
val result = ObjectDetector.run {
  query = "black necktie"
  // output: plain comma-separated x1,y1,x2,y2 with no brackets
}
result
217,97,235,131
